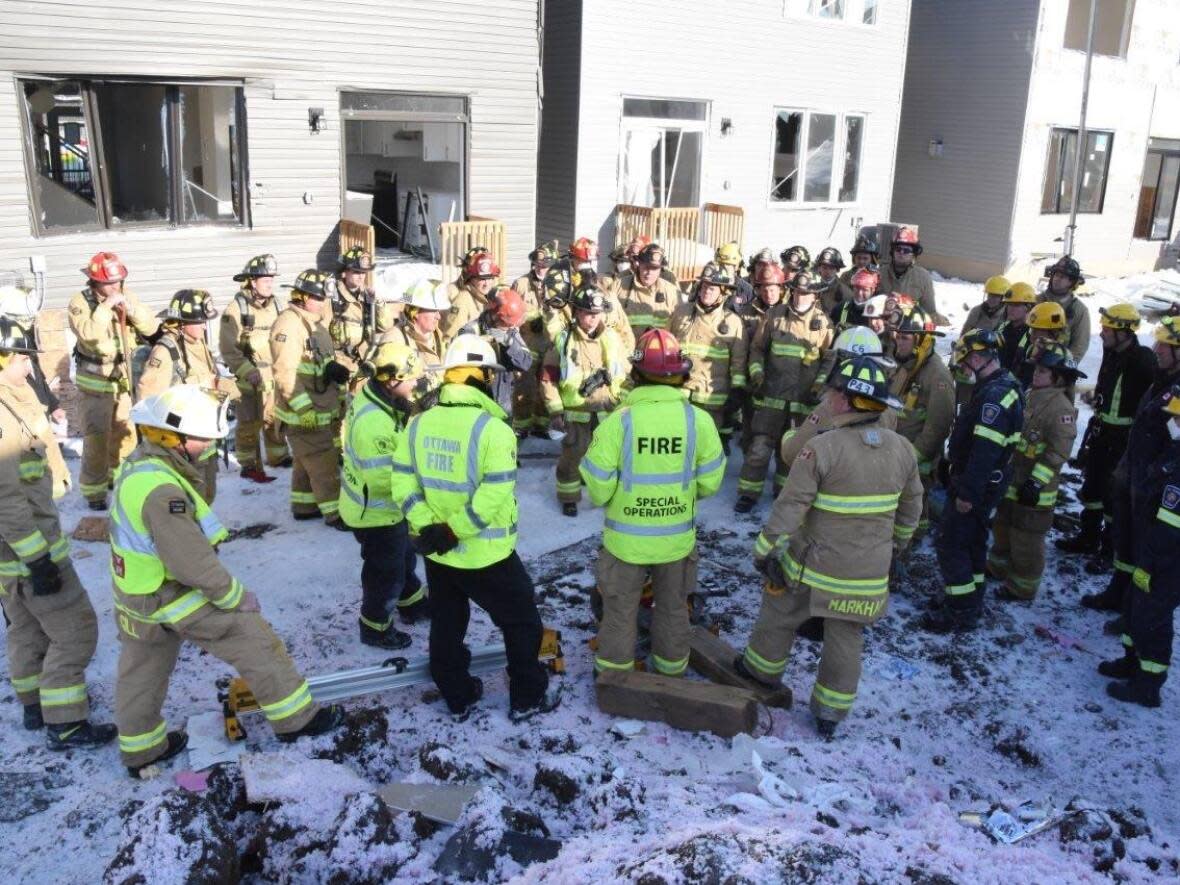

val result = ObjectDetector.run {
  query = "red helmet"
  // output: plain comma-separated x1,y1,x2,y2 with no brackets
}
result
753,263,786,286
569,237,599,265
631,328,691,377
625,235,652,258
489,286,526,328
82,251,128,283
892,226,922,255
850,267,880,291
465,253,501,280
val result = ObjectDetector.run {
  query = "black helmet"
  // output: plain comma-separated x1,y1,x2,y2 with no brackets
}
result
850,234,880,258
952,327,1001,365
827,355,902,410
157,289,218,323
894,306,945,337
1043,256,1084,285
746,247,777,273
338,246,374,272
528,241,559,266
283,269,333,300
569,285,612,314
0,315,40,354
813,247,845,270
233,254,278,282
781,245,811,270
1032,341,1087,380
636,243,668,268
788,269,824,294
697,263,736,291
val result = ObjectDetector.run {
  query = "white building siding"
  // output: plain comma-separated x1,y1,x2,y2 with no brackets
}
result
0,0,540,309
535,0,582,247
569,0,910,263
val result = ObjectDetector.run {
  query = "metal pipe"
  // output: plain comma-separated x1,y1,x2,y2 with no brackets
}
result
1064,0,1098,256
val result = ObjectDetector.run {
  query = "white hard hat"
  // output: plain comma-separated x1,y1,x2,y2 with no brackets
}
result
443,333,504,371
403,277,451,312
0,285,35,319
832,325,895,369
862,294,891,319
130,385,230,440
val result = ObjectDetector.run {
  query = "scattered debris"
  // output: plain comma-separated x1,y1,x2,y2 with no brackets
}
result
185,710,246,771
174,770,210,793
240,753,369,805
70,516,108,542
434,825,562,879
610,719,647,739
960,798,1067,844
376,781,482,825
224,522,277,543
104,790,240,884
0,772,71,823
595,669,759,737
1034,624,1096,656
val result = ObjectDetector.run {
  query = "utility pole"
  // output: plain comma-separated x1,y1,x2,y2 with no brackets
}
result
1064,0,1097,257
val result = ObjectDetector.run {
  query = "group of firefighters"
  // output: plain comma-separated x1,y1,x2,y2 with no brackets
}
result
1,226,1177,776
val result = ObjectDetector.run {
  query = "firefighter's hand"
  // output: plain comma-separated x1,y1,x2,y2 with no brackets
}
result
749,373,765,396
549,413,566,433
27,555,63,597
415,523,459,556
1017,479,1044,507
246,369,263,387
754,555,788,589
955,497,974,514
103,293,127,311
51,408,66,424
239,591,261,613
322,361,352,386
297,410,320,429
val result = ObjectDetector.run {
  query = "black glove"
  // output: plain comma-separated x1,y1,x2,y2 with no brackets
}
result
27,555,63,597
322,361,352,386
529,316,544,335
1017,479,1044,507
578,368,611,398
754,556,789,589
723,389,747,424
936,458,951,489
415,523,459,556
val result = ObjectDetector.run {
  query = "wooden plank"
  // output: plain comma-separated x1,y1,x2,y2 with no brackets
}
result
595,670,758,738
687,626,792,709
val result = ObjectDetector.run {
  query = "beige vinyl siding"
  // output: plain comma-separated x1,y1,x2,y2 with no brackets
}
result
0,0,540,310
535,0,582,248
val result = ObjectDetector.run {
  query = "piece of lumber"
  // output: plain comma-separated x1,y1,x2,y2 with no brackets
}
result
595,670,758,738
688,626,792,709
71,516,108,542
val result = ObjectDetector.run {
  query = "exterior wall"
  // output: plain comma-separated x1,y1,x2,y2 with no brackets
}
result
571,0,911,266
0,0,540,311
891,0,1041,282
1008,0,1180,279
535,0,582,247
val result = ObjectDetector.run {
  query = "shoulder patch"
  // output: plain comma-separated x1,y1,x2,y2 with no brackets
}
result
798,448,815,461
147,357,162,368
168,499,187,514
273,333,287,343
69,305,83,315
1164,485,1180,511
863,429,881,447
1060,414,1074,424
981,403,1000,425
807,411,821,425
937,381,950,391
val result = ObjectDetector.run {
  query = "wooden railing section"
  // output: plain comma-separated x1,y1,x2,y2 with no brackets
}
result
615,204,744,283
438,216,508,274
339,219,377,286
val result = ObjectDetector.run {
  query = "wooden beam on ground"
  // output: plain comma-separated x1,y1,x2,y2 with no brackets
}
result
687,626,793,709
595,670,758,738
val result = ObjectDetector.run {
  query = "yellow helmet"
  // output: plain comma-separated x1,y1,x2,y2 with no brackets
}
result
371,341,423,383
1155,316,1180,347
714,241,742,268
1003,283,1037,305
1165,383,1180,417
1099,303,1141,332
984,275,1011,297
1028,302,1066,331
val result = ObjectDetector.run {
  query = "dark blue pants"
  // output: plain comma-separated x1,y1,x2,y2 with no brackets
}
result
937,501,993,612
353,521,421,630
1122,576,1178,678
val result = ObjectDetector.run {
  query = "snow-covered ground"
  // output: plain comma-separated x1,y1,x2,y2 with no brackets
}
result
3,271,1180,883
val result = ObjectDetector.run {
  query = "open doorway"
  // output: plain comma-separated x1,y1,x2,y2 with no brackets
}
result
340,91,467,259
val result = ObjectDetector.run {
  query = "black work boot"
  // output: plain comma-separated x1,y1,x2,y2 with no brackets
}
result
920,603,981,634
1097,651,1139,680
509,685,563,723
46,720,118,751
1103,615,1126,637
87,498,107,512
1081,584,1124,612
815,717,838,740
734,496,755,514
359,620,412,650
397,596,431,625
23,704,43,730
1106,674,1164,708
126,731,189,779
450,677,485,723
561,502,578,517
1055,513,1101,555
278,705,345,743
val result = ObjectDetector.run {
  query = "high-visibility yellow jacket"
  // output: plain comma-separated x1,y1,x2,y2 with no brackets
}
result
339,381,412,528
540,322,629,420
580,384,726,565
270,303,341,428
390,383,518,569
667,300,748,408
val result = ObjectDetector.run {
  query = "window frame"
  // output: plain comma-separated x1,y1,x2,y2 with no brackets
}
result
1040,126,1115,216
617,95,709,210
1134,141,1180,242
788,0,879,27
767,106,867,209
16,75,250,238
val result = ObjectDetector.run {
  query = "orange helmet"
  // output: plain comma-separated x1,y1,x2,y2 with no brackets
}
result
489,286,525,328
465,253,500,280
850,267,880,292
625,235,652,258
891,226,922,255
631,328,691,377
569,237,599,265
82,251,128,283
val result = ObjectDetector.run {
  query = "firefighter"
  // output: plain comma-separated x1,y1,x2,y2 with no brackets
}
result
736,355,922,737
714,241,755,309
836,234,879,302
511,241,558,312
889,306,954,539
987,343,1082,600
459,285,533,420
340,341,427,650
581,328,726,677
1026,301,1069,356
780,245,811,276
441,252,501,339
1085,316,1180,614
1056,304,1155,562
387,278,450,404
737,270,833,512
541,285,629,517
877,227,939,322
1098,382,1180,708
616,243,683,337
390,334,560,721
442,245,491,303
221,254,289,484
512,242,559,436
68,251,159,510
271,270,350,528
812,247,846,315
111,386,342,777
0,318,113,748
831,267,879,332
542,259,636,366
331,247,396,386
961,276,1011,336
1040,256,1091,363
732,262,785,451
668,264,748,448
925,329,1024,631
995,283,1036,372
0,284,65,425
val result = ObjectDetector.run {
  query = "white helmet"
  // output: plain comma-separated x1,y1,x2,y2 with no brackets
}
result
832,325,895,369
443,333,504,371
130,385,230,440
403,278,451,312
862,294,891,319
0,284,36,320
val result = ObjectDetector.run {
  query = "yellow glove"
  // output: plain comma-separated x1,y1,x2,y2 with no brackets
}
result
1132,568,1150,592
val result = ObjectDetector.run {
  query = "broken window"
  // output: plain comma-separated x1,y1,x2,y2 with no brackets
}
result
804,113,836,202
18,77,247,235
809,0,845,20
1063,0,1135,58
619,98,706,209
1133,138,1180,241
862,0,879,25
1041,128,1114,214
840,115,864,202
771,109,865,205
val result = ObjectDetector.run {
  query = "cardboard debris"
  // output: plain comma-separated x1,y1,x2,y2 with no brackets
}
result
376,782,482,825
185,711,247,771
71,516,108,542
960,798,1069,844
